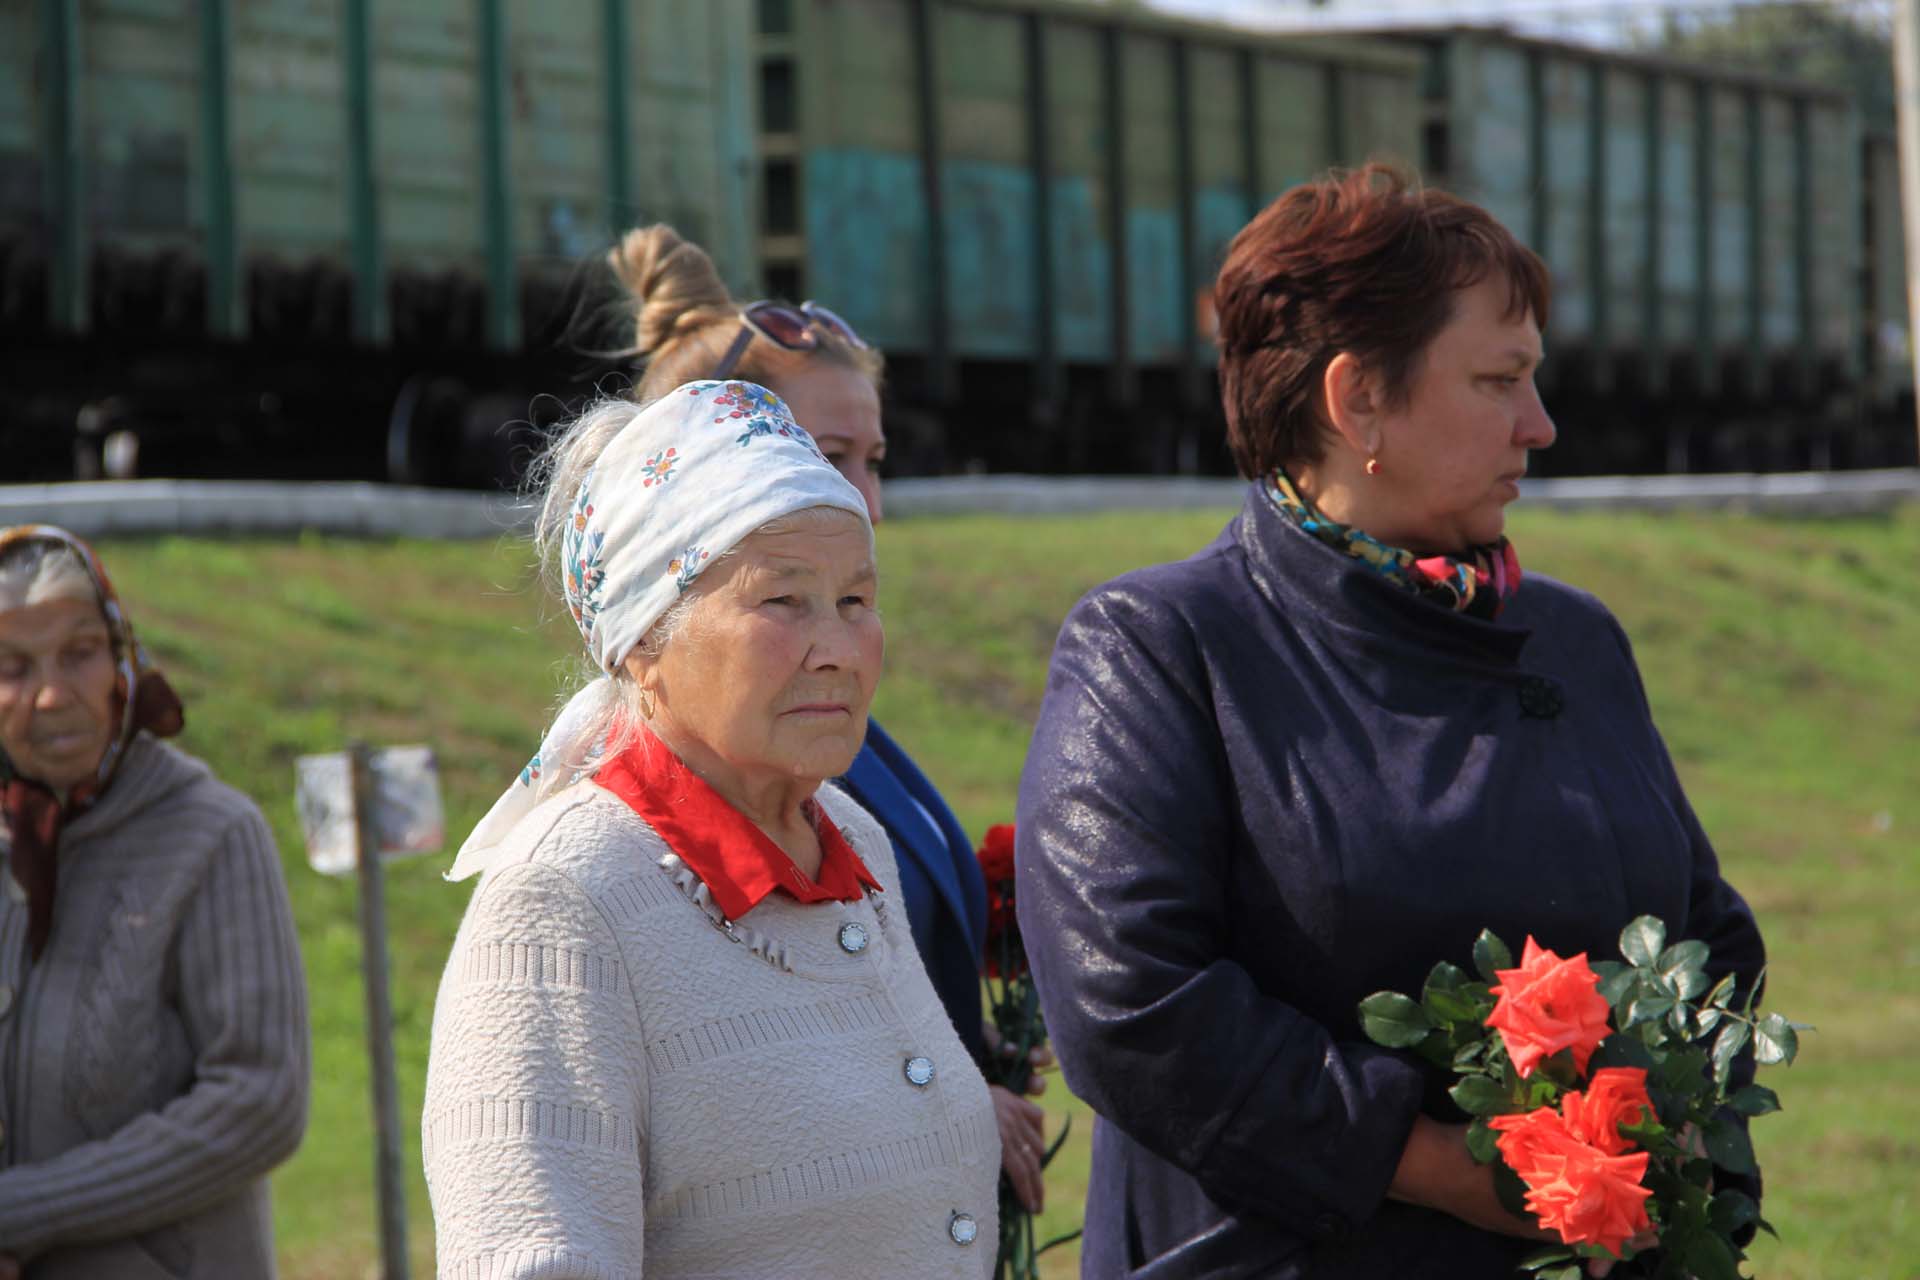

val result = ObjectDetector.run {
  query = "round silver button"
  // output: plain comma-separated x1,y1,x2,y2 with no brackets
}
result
837,921,869,954
4,874,25,906
948,1211,978,1246
904,1055,935,1087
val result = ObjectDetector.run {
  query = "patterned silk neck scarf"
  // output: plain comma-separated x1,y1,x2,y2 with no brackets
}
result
1265,470,1522,621
1,525,185,960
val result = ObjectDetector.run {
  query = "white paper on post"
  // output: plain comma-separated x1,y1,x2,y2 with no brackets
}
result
295,746,446,876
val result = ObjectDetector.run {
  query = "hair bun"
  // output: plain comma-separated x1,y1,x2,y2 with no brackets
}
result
607,224,736,356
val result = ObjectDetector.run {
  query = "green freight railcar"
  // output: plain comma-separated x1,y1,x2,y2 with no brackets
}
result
3,0,1420,481
3,0,758,344
1,0,758,483
1399,27,1896,471
758,0,1422,465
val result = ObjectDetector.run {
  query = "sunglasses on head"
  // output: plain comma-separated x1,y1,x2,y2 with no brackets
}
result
709,300,868,380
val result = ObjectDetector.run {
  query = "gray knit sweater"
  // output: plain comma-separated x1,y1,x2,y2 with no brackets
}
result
424,781,1000,1279
0,734,310,1278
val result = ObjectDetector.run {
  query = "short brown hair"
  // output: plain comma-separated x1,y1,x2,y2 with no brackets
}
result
1212,165,1549,479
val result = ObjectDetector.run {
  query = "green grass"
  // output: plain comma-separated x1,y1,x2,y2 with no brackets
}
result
92,504,1920,1279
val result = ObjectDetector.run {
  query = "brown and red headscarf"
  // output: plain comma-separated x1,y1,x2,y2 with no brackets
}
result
0,524,184,959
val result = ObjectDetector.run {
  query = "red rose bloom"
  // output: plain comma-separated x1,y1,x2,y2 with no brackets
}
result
1485,936,1613,1078
977,823,1016,883
1491,1105,1653,1257
1560,1067,1654,1157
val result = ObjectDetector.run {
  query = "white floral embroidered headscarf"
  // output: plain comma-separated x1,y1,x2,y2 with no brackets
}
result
448,379,870,880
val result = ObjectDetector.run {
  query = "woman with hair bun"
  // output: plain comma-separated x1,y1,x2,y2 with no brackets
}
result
598,225,1051,1213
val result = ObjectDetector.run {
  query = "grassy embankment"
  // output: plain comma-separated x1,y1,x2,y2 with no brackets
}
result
94,502,1919,1279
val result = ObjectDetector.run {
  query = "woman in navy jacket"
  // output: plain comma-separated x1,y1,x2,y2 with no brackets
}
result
598,222,1050,1213
1015,168,1765,1278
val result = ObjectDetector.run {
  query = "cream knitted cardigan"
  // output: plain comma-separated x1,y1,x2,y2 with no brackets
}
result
423,780,1000,1279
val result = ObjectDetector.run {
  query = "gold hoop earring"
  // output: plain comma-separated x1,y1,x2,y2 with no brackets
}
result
1365,455,1382,477
637,686,656,720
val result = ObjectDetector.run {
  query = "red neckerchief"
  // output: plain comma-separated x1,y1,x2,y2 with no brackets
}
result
595,735,881,921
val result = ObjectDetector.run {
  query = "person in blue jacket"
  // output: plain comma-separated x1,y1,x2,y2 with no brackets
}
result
600,222,1050,1213
1015,168,1765,1277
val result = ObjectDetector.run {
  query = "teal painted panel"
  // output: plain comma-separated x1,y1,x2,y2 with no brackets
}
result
1126,205,1181,364
1809,104,1856,358
1707,88,1749,356
1467,42,1531,242
1760,97,1797,347
230,1,348,256
1050,174,1110,363
1541,58,1591,338
1602,68,1647,351
1195,184,1246,365
804,145,928,352
0,1,39,225
1657,86,1697,352
942,159,1037,360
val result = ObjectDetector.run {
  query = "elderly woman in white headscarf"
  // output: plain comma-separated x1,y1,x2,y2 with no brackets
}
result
422,381,1000,1279
0,525,308,1280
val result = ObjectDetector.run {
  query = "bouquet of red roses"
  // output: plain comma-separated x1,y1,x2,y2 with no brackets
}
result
1357,916,1803,1280
975,823,1078,1279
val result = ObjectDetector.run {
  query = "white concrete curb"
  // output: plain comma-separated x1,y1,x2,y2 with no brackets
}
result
1,470,1914,539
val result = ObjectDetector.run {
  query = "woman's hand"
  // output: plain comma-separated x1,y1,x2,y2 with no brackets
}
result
1388,1117,1657,1277
982,1022,1056,1097
0,1252,19,1280
991,1085,1047,1213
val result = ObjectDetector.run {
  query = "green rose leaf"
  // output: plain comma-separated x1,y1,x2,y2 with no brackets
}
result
1451,1075,1516,1117
1590,1035,1657,1073
1593,960,1637,1007
1473,929,1514,984
1519,1246,1577,1272
1710,1020,1751,1088
1492,1159,1531,1220
1705,1116,1758,1176
1358,992,1434,1048
1423,971,1483,1025
1624,983,1676,1029
1657,939,1710,984
1704,972,1738,1010
1729,1084,1782,1117
1753,1012,1800,1066
1683,1230,1743,1280
1466,1116,1498,1163
1537,1268,1581,1280
1619,915,1666,968
1452,1039,1489,1071
1709,1188,1760,1237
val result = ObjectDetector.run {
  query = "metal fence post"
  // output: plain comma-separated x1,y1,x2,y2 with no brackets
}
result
349,743,410,1280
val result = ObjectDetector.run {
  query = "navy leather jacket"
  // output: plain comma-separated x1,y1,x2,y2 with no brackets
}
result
1015,485,1764,1278
841,719,991,1065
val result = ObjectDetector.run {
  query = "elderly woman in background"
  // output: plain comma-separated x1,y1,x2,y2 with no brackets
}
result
592,223,1050,1210
0,525,309,1280
424,381,999,1277
1015,167,1766,1278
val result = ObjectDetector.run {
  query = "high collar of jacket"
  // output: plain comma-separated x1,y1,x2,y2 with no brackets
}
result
58,734,212,847
1231,482,1535,671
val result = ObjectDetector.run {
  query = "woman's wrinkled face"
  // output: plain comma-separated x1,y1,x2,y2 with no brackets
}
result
636,513,882,788
1370,275,1556,551
0,597,118,791
776,364,886,523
